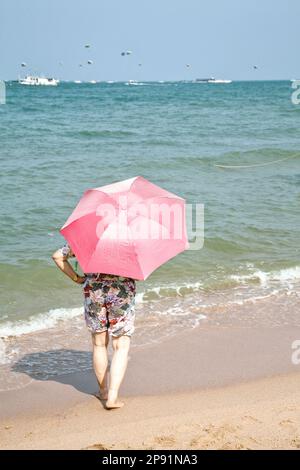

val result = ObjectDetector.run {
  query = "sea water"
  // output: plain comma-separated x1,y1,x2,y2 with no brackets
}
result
0,80,299,389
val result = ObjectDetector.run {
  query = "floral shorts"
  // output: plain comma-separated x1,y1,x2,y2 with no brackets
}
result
83,274,136,337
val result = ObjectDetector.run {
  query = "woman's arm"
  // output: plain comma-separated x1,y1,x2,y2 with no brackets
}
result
52,247,86,284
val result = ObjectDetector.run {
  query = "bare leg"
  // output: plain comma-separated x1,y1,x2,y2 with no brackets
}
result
106,335,131,409
92,331,109,400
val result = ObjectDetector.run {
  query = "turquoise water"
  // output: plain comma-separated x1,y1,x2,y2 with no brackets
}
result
0,80,300,332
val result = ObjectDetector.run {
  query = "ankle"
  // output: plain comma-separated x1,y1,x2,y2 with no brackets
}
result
107,389,118,402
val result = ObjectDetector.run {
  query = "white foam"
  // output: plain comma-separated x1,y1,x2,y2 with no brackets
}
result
0,307,83,338
269,266,300,282
229,290,280,306
147,287,162,297
231,266,300,287
4,268,295,341
135,292,145,303
0,281,203,339
137,281,202,302
0,339,9,365
192,315,207,328
178,281,202,293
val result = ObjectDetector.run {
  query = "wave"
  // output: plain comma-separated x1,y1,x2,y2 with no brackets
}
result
1,267,298,340
124,82,145,86
230,266,300,286
0,307,83,338
0,281,204,339
138,281,203,302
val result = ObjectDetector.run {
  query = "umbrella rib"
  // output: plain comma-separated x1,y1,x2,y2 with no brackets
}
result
62,189,117,229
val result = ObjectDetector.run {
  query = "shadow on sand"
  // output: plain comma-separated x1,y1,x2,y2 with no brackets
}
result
11,349,98,396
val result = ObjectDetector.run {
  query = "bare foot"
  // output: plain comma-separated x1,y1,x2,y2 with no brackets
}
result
94,389,108,401
106,400,124,410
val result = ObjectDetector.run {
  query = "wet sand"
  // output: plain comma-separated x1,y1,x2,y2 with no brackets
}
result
1,323,300,449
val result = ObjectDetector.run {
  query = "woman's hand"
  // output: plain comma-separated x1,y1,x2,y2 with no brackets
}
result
75,275,86,284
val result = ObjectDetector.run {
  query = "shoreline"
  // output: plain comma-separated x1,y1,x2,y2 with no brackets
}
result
1,373,300,450
1,322,300,449
1,282,300,393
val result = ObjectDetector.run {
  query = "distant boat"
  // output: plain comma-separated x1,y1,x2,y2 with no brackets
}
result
74,80,82,84
194,77,232,84
89,80,97,84
19,75,59,86
125,79,139,86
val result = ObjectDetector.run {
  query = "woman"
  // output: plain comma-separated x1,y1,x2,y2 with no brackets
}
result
52,242,136,410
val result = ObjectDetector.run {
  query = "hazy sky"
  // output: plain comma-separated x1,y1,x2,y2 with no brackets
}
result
1,0,299,81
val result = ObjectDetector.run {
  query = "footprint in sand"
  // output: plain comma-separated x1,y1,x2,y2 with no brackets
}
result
154,435,176,446
242,415,262,424
278,406,297,413
83,443,109,450
205,423,239,439
285,406,297,412
189,437,213,449
279,419,296,428
142,442,155,450
279,419,298,436
219,442,250,450
291,437,300,449
248,436,259,445
190,424,239,449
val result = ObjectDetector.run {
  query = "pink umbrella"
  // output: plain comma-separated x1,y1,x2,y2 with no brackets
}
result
60,176,189,280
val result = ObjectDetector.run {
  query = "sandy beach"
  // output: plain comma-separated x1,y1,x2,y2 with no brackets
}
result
1,323,300,450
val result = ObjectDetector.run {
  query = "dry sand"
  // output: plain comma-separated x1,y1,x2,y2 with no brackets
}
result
1,324,300,450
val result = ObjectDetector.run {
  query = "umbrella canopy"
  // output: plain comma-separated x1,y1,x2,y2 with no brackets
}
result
60,176,189,280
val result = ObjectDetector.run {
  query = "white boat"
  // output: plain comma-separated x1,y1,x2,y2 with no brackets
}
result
125,79,139,86
194,77,232,84
74,80,82,84
19,75,59,86
209,79,232,84
89,80,97,84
